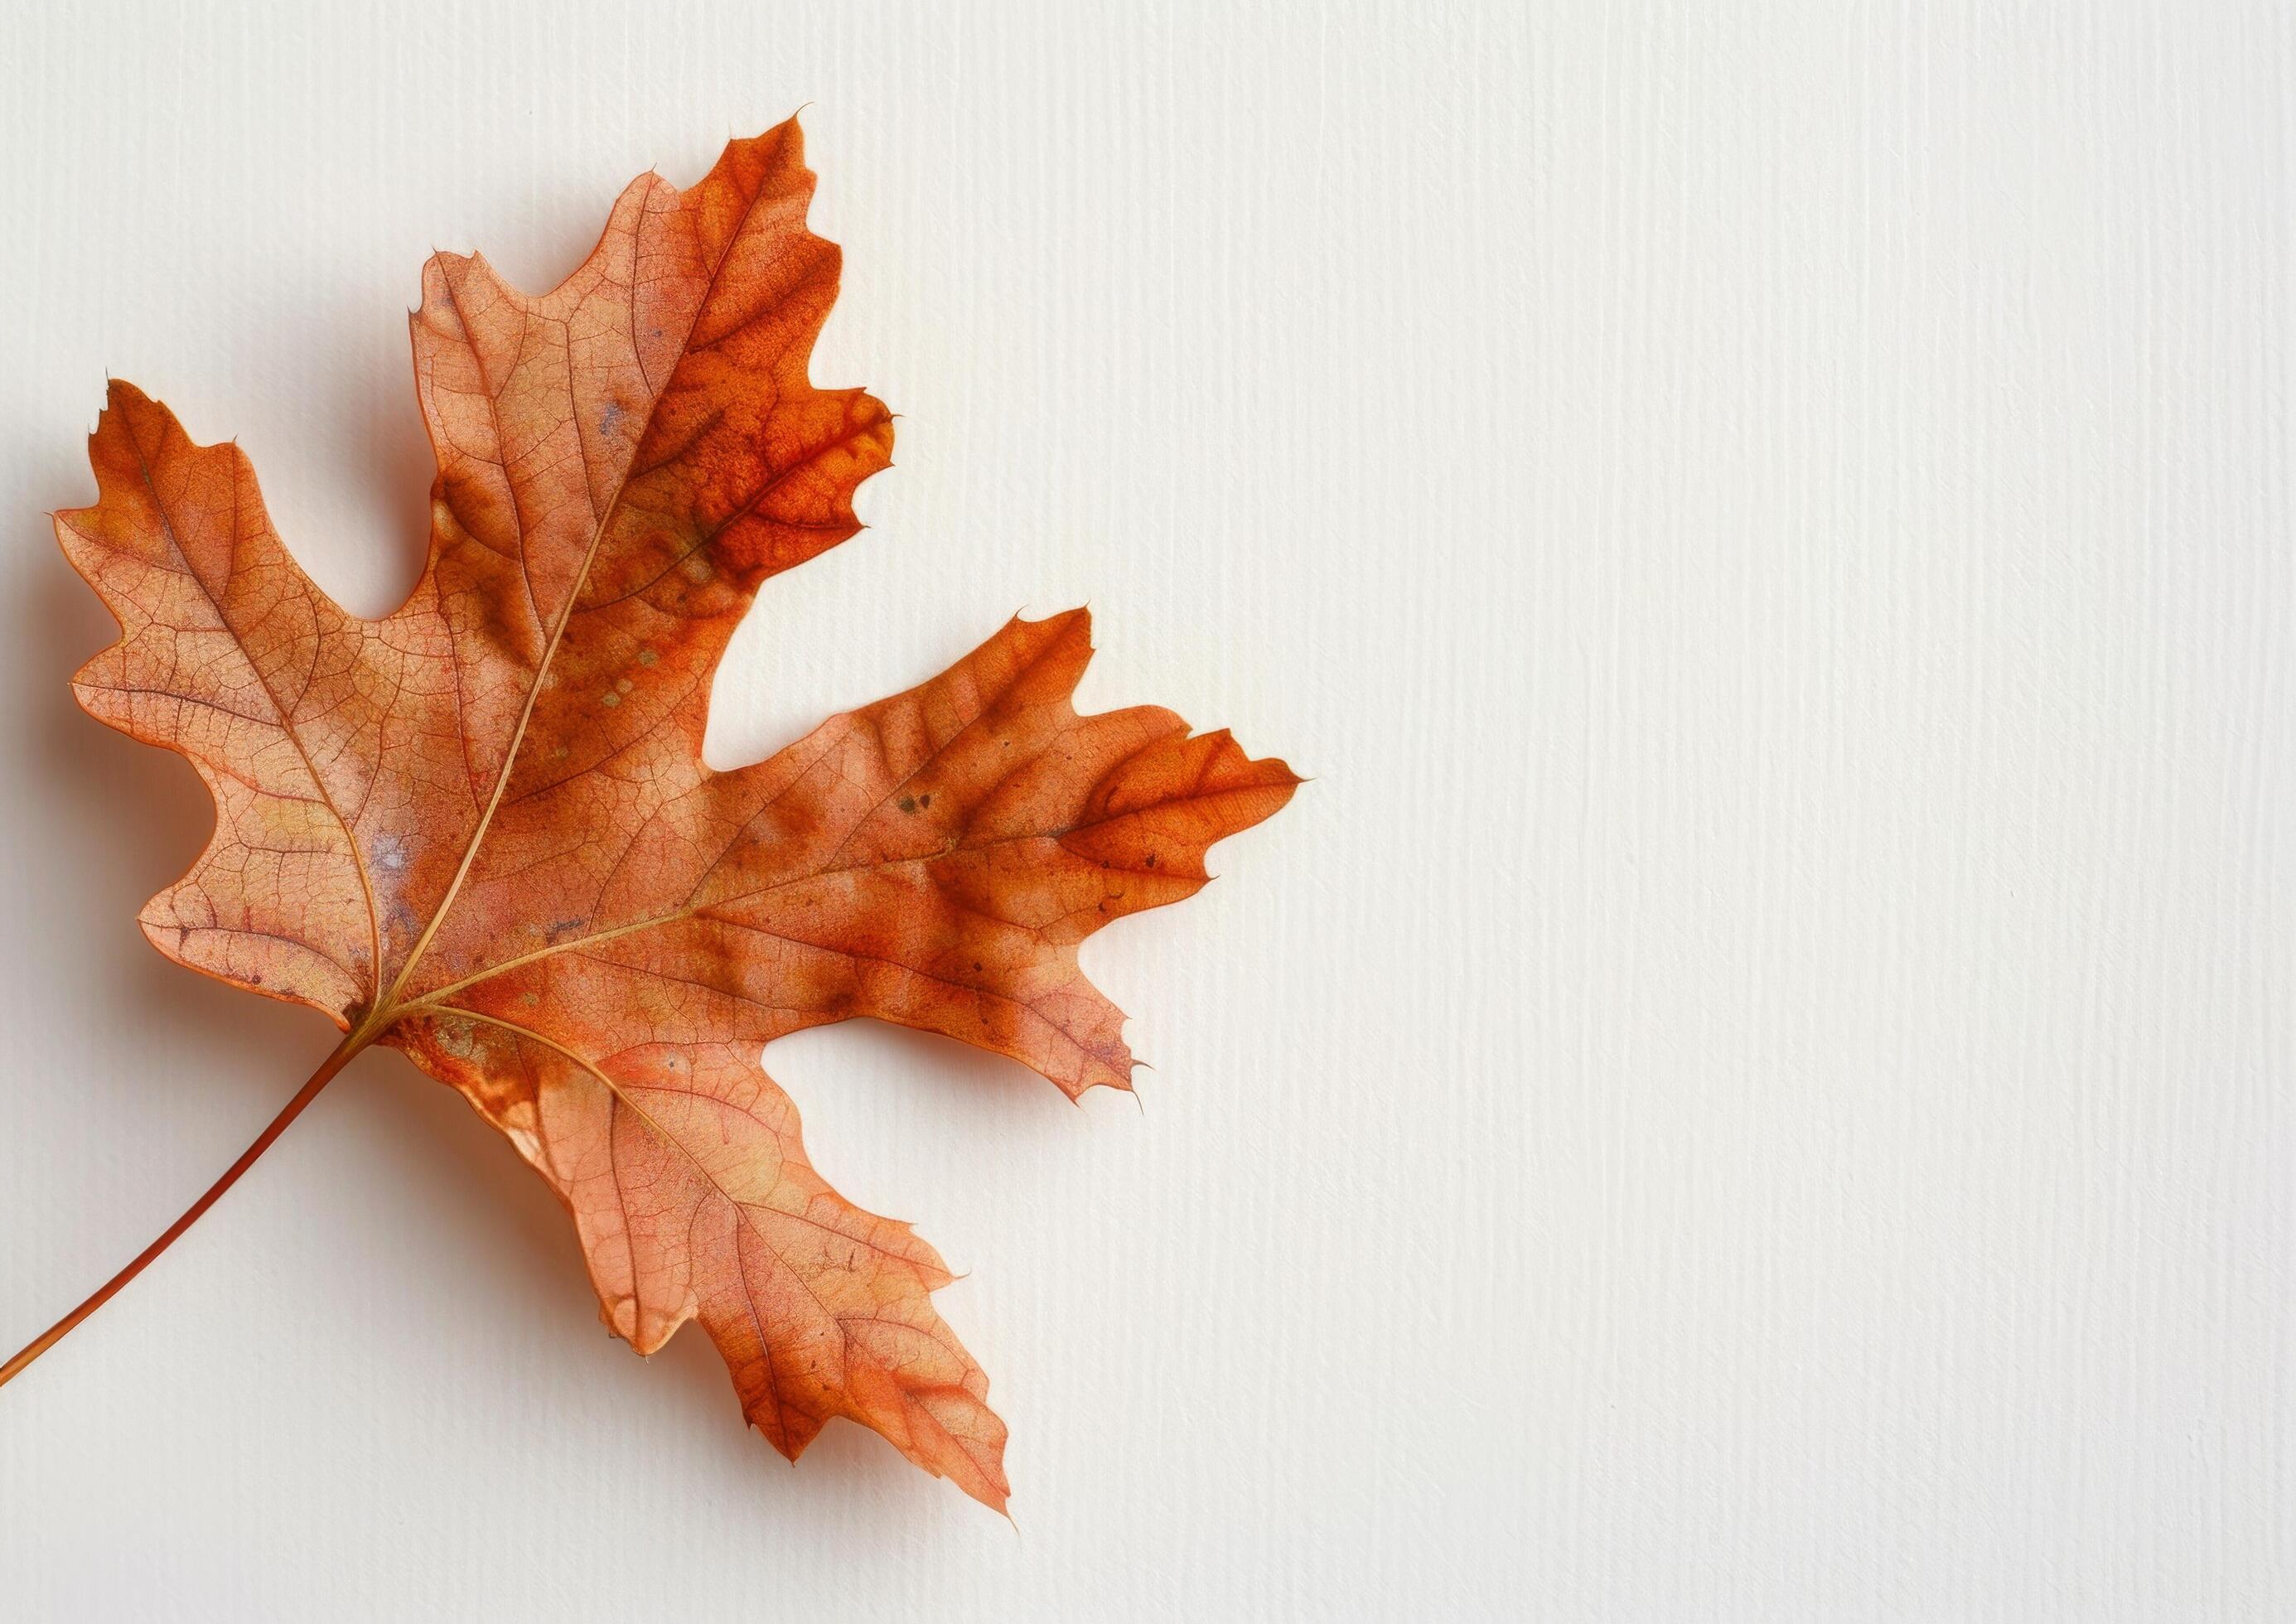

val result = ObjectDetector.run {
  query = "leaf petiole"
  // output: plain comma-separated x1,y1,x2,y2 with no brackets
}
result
0,1025,375,1392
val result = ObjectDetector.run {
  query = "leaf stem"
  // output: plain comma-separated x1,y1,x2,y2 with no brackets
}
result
0,1027,373,1393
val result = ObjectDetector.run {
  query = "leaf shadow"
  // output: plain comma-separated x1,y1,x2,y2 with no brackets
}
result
13,531,297,1064
346,1043,980,1520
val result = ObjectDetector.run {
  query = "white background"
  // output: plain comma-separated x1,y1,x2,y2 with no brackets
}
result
0,2,2286,1618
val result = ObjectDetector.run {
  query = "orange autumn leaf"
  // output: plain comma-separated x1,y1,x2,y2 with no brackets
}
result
36,118,1295,1511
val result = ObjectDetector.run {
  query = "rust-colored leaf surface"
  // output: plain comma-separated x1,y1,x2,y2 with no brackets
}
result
50,118,1295,1510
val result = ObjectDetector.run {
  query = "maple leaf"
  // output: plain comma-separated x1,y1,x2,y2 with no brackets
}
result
13,118,1295,1512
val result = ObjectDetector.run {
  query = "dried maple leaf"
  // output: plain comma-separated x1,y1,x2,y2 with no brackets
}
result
8,118,1295,1512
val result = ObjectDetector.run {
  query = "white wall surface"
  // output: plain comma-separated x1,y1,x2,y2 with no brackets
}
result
0,2,2287,1618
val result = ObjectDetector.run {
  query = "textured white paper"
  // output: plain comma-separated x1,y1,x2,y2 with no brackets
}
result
0,2,2285,1618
